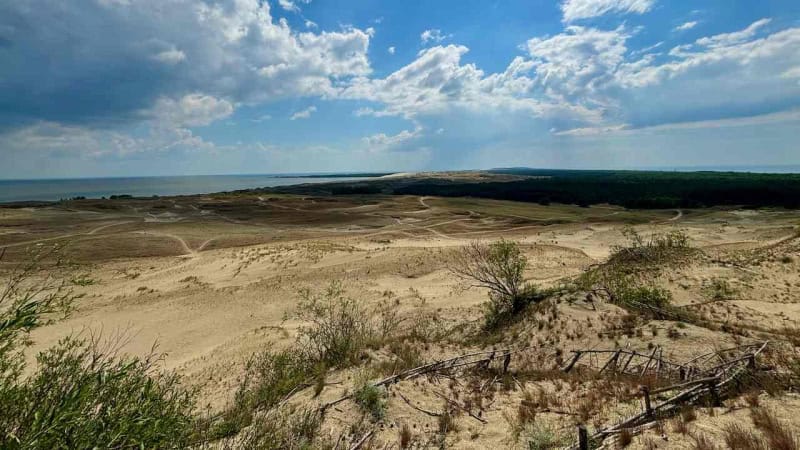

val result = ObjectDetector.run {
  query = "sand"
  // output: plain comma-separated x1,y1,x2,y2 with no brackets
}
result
3,193,800,448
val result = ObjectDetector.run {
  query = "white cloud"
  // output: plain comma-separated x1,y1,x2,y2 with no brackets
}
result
278,0,298,12
362,126,423,151
152,48,186,64
555,109,800,136
251,114,272,122
388,46,396,54
695,18,770,48
560,0,655,22
525,25,629,105
150,94,234,127
341,44,602,123
420,29,452,44
342,18,800,137
674,21,698,32
290,106,317,120
1,0,373,124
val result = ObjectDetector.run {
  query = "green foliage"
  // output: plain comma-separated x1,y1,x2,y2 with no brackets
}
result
523,422,567,450
69,274,95,286
449,240,546,329
215,281,401,438
294,281,393,367
608,227,692,267
1,246,76,387
1,337,197,450
394,169,800,209
229,408,330,450
705,278,737,301
212,349,313,439
0,246,198,449
354,382,387,422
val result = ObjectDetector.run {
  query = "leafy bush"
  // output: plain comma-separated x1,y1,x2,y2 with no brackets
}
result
523,422,567,449
212,349,313,438
2,336,197,449
353,381,387,422
0,246,198,449
449,240,545,328
608,227,693,267
294,281,394,367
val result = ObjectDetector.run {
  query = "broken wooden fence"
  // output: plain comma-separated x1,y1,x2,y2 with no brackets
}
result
565,341,769,449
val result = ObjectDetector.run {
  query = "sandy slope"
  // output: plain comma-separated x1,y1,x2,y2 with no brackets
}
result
4,195,800,447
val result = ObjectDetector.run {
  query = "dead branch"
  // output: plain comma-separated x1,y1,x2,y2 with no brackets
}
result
433,391,488,424
398,392,441,417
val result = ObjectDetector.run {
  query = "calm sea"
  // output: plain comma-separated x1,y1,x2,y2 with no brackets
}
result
0,175,369,203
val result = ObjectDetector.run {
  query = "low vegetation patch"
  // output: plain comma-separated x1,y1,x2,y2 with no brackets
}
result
0,246,198,449
449,239,548,329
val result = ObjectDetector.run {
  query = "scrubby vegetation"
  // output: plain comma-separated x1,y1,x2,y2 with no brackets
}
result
211,281,403,442
0,247,199,449
577,228,697,320
449,240,547,329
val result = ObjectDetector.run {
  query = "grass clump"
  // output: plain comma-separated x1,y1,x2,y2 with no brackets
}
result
523,422,567,450
211,349,313,438
229,407,329,450
750,407,798,450
723,423,767,450
353,379,387,422
608,227,693,267
294,281,397,367
705,278,737,301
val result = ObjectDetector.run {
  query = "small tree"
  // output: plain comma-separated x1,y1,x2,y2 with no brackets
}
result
449,240,538,328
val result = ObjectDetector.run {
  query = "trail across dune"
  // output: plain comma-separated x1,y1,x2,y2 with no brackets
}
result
2,220,136,248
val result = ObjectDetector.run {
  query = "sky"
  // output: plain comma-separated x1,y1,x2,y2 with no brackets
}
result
0,0,799,178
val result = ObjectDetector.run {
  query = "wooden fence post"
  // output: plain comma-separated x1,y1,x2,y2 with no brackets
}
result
578,424,588,450
641,386,653,417
564,352,582,372
707,380,721,407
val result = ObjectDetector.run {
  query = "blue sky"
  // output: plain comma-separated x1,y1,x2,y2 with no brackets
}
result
1,0,799,178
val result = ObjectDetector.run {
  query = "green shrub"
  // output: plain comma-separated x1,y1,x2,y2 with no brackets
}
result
524,422,567,449
449,240,546,329
2,337,197,449
215,282,401,438
212,349,313,438
608,227,693,267
228,408,330,450
294,281,390,367
354,382,387,422
0,246,198,449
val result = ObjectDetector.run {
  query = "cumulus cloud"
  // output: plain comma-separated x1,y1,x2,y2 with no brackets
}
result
150,94,234,127
560,0,655,22
290,106,317,120
545,19,800,129
420,29,452,44
0,0,371,127
344,18,800,136
340,45,598,123
362,126,423,151
388,46,396,54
